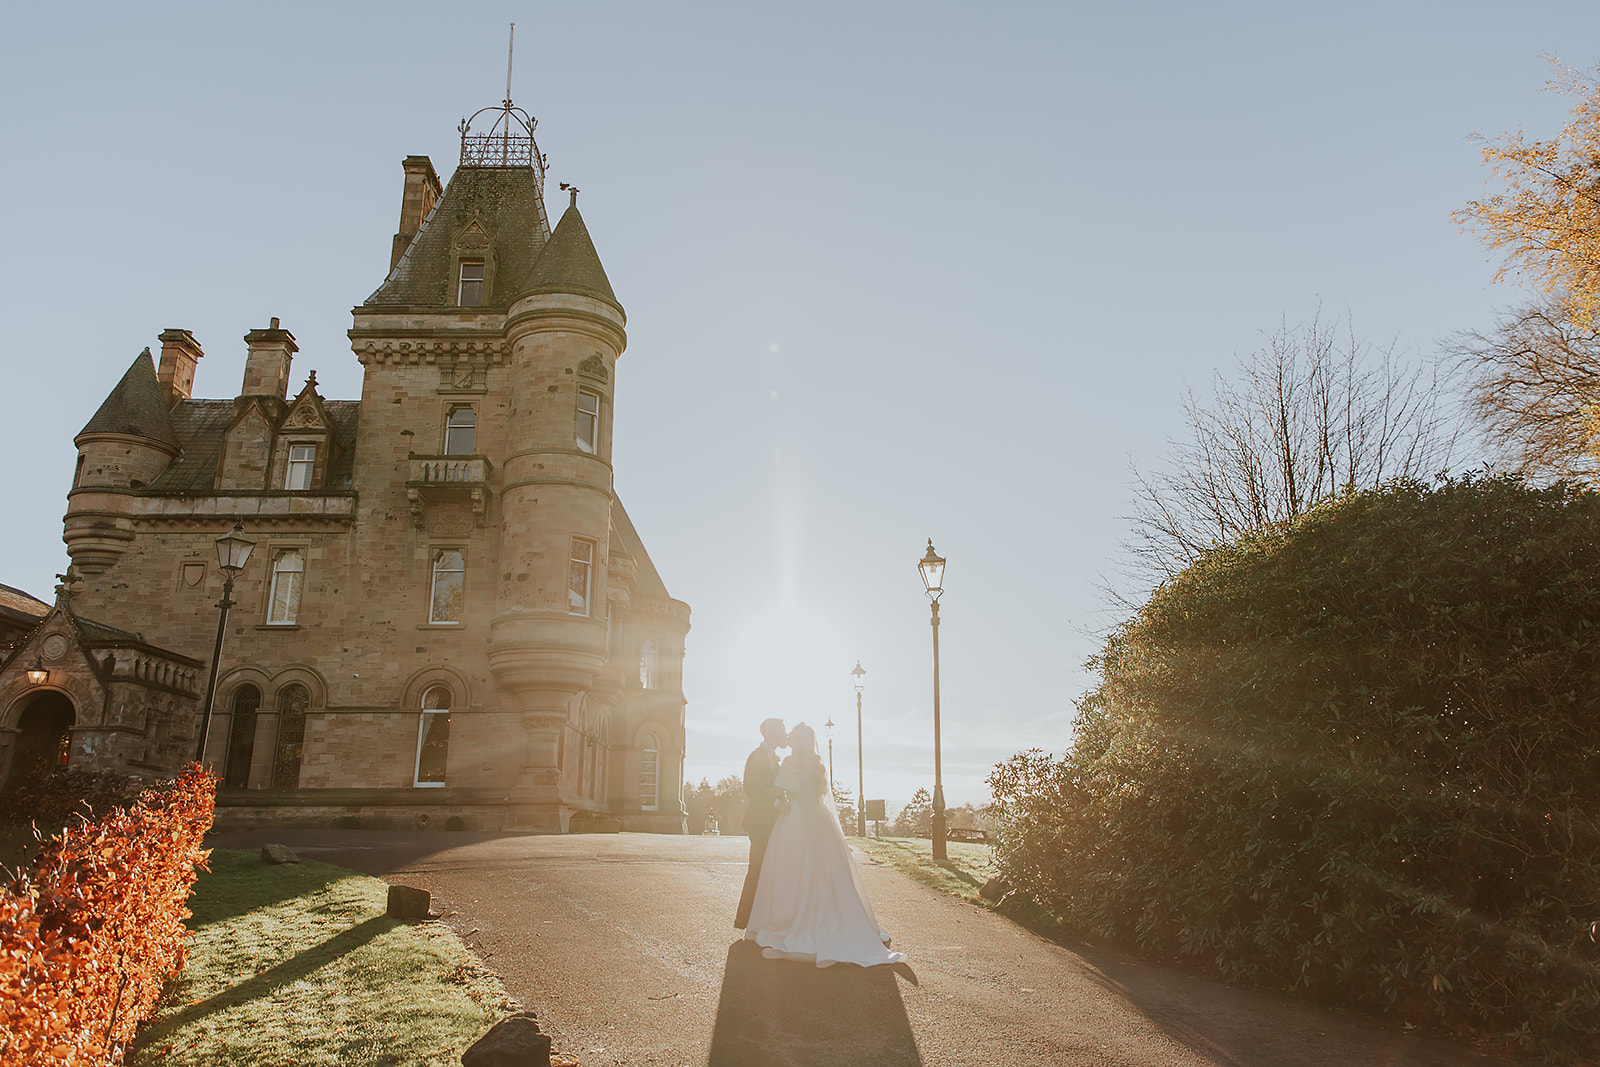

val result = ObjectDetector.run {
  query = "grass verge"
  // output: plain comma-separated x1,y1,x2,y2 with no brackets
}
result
854,835,1072,936
129,849,516,1067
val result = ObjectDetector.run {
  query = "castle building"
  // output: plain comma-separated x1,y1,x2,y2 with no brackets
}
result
0,100,691,833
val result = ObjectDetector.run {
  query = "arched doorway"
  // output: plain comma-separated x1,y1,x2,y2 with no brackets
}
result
6,692,75,792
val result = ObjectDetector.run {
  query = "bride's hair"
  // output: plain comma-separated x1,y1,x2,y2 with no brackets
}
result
787,723,820,758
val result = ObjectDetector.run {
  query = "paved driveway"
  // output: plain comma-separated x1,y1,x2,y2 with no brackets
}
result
205,829,1526,1067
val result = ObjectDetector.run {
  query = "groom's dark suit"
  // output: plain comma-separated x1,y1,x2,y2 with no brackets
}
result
734,743,780,929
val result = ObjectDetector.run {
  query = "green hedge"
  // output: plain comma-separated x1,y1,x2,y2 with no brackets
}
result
990,477,1600,1061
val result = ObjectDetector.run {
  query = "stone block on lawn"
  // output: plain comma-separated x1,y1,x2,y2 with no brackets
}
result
260,843,299,865
462,1011,552,1067
387,883,431,921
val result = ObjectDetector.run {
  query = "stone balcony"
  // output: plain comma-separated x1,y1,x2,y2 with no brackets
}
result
405,454,493,527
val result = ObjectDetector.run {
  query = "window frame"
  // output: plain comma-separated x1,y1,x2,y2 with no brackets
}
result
284,444,316,490
266,547,306,625
413,685,451,788
568,538,595,616
639,639,658,690
457,260,485,307
428,547,466,625
640,733,660,811
443,405,477,455
576,389,600,454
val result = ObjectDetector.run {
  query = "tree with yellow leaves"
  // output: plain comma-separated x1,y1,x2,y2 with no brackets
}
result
1454,61,1600,479
1457,62,1600,329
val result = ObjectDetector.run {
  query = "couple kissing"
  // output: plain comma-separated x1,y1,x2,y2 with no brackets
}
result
733,717,904,968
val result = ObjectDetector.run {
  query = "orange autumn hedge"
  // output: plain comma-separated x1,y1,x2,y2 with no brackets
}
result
0,766,215,1066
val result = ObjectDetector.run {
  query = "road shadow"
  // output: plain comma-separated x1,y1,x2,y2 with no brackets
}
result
1066,941,1526,1067
707,939,922,1067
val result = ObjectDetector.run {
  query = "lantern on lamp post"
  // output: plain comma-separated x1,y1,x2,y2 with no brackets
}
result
917,539,948,861
195,520,256,764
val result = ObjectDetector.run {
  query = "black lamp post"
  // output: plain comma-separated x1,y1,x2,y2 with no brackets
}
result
918,539,947,861
852,660,867,837
195,520,256,765
824,717,835,796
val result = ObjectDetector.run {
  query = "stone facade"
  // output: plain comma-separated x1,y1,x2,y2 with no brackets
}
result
4,106,691,832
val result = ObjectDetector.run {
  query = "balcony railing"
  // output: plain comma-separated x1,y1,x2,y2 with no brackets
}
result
405,455,493,527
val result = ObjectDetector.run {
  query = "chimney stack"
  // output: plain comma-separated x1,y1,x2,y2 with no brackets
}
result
392,155,442,271
156,328,203,408
240,317,297,401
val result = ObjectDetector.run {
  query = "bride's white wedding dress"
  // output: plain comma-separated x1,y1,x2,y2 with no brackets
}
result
743,739,907,968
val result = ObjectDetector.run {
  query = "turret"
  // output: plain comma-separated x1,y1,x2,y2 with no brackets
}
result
66,349,181,574
489,192,627,818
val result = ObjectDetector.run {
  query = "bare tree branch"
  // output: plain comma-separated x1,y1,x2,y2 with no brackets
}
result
1122,312,1459,587
1445,300,1600,480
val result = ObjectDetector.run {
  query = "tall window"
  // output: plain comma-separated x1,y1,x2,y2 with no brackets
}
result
640,733,660,811
639,639,658,689
444,406,476,455
285,445,315,490
458,261,485,306
415,685,450,787
272,684,309,789
224,685,260,790
267,548,304,625
576,390,600,453
430,549,465,624
568,539,593,616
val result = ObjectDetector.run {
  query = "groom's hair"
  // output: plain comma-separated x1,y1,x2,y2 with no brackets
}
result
760,718,787,744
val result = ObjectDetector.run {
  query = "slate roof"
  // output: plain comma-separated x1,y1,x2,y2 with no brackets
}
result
145,400,361,493
610,497,671,601
365,166,551,309
523,204,619,307
78,349,179,448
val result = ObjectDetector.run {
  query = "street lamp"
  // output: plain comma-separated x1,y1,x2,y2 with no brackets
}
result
195,520,256,765
917,539,947,861
824,718,835,795
852,660,866,837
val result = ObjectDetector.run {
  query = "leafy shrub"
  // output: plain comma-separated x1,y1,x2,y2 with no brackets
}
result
990,477,1600,1061
2,770,148,834
0,765,216,1065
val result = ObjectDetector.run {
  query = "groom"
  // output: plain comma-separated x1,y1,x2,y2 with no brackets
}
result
734,717,789,930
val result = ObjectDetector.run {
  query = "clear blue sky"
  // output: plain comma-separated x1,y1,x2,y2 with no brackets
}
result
1,2,1592,810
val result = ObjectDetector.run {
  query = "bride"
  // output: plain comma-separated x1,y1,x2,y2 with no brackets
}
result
743,723,907,968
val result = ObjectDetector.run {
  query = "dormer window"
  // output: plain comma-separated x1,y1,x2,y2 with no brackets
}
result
285,445,315,490
444,406,476,455
458,261,485,306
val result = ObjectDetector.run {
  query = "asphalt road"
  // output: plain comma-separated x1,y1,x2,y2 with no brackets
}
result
205,829,1527,1067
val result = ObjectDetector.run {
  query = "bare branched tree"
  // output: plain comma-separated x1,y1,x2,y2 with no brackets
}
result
1124,313,1459,584
1445,300,1600,481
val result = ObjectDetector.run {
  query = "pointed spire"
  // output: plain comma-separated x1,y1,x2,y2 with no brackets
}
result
521,202,618,306
77,349,180,448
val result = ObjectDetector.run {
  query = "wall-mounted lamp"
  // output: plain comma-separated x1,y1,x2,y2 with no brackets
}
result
26,658,48,686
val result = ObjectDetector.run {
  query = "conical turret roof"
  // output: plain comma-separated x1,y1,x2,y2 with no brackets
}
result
77,349,179,448
522,203,618,306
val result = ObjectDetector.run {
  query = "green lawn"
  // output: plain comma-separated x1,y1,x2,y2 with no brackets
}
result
129,849,516,1067
853,835,998,904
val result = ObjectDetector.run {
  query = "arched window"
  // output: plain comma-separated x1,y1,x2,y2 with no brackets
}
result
640,733,660,811
224,685,261,790
272,684,310,789
444,406,476,455
415,685,451,787
639,639,658,689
